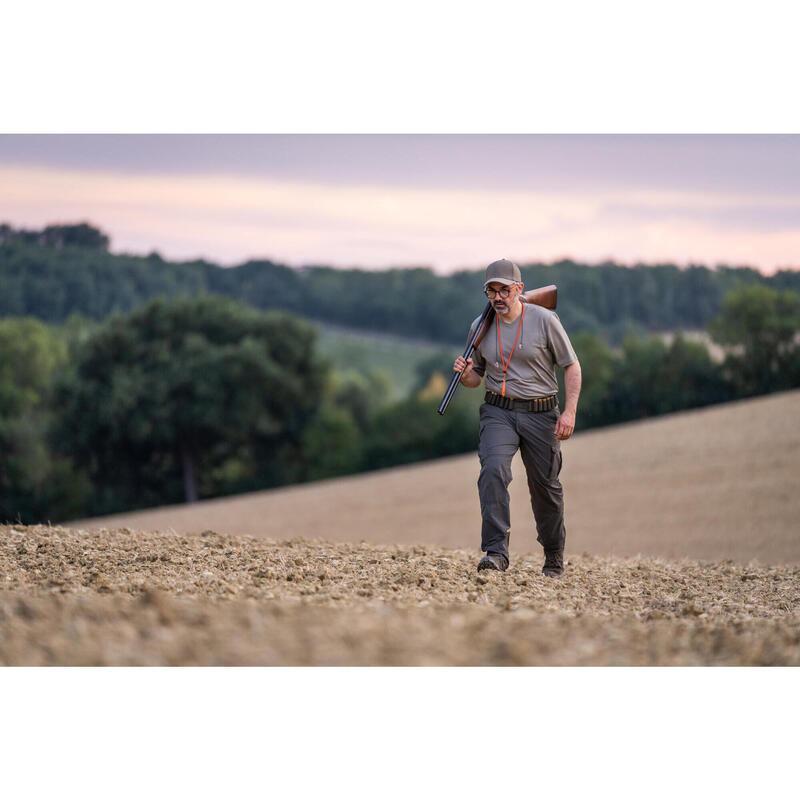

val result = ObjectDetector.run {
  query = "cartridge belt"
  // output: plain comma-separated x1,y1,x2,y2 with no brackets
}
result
484,391,558,412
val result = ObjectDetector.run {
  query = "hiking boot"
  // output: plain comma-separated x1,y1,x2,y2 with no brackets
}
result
542,549,564,579
477,554,508,572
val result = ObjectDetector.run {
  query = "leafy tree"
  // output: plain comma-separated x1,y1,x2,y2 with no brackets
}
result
595,334,732,425
300,404,363,480
364,392,479,471
655,334,732,411
412,350,461,394
0,317,88,522
0,230,210,322
40,223,110,250
593,335,665,423
328,368,392,432
0,318,64,418
52,296,327,513
556,331,614,430
0,222,109,249
709,285,800,396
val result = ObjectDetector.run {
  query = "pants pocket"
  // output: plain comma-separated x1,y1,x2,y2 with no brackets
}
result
548,445,562,480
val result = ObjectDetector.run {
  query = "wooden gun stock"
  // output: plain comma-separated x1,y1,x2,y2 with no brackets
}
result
522,284,557,310
437,284,558,415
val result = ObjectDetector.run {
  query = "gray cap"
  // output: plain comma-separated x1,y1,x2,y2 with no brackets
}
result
484,258,522,288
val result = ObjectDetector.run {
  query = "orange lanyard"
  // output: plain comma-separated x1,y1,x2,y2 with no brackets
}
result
496,303,524,397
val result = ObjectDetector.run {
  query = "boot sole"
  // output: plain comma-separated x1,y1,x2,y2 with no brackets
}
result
477,559,506,572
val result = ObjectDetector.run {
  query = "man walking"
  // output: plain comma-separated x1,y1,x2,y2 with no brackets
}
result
453,258,582,578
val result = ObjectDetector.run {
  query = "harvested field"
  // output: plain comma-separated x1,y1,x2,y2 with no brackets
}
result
68,390,800,565
2,526,799,666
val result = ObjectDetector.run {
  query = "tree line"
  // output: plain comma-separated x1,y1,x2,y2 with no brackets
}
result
2,284,798,525
2,222,800,344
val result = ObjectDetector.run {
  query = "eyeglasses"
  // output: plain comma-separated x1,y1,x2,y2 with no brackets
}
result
484,285,516,299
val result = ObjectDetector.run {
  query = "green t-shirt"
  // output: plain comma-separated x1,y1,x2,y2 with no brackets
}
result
468,303,577,399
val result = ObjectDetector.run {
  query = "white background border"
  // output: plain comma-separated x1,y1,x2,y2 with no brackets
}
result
2,1,796,795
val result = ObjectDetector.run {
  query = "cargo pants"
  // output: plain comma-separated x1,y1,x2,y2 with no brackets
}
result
477,402,565,562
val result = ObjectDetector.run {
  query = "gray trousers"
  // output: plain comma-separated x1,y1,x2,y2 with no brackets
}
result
477,403,565,561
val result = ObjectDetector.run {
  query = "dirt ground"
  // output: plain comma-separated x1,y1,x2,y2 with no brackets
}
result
3,525,798,666
68,390,800,565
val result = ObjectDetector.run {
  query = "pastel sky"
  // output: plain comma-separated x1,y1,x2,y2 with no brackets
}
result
1,135,799,274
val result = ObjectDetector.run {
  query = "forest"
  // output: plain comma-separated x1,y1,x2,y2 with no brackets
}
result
3,221,799,344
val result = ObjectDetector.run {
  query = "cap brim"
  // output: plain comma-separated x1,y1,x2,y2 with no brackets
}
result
484,278,518,288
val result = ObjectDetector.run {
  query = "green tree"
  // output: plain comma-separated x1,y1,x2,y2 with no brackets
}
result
328,368,392,432
41,223,110,250
599,335,667,422
412,350,460,394
52,296,327,513
364,392,479,471
709,285,800,396
0,317,88,523
557,331,614,429
300,404,363,480
596,333,730,425
655,334,731,411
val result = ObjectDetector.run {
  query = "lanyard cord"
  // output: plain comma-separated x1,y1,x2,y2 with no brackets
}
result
496,302,525,397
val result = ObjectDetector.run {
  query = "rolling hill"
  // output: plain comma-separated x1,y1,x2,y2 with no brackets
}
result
67,389,800,566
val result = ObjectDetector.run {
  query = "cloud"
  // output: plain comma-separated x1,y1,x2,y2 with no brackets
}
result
1,163,798,272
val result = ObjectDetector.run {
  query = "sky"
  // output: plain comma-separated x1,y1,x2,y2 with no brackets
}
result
1,134,799,274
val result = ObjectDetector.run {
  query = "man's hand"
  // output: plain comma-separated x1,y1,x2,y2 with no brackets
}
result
453,356,473,376
453,356,481,388
555,408,576,440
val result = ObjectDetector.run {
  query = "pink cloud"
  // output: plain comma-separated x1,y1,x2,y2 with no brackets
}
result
1,164,798,273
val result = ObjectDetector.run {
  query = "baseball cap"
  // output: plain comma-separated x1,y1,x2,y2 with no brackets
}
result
484,258,521,288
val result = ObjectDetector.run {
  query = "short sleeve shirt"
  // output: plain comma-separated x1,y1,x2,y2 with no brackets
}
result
468,304,578,398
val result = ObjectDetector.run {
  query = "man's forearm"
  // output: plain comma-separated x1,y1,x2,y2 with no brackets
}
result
563,361,582,413
460,371,483,388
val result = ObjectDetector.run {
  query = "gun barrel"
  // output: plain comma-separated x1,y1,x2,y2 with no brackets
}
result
437,302,493,416
437,367,466,416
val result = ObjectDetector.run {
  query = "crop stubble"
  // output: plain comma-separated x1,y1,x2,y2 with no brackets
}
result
2,526,798,666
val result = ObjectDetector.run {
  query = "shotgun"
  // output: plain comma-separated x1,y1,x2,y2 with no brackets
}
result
436,285,557,416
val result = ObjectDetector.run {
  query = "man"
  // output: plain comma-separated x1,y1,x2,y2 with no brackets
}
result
453,258,582,578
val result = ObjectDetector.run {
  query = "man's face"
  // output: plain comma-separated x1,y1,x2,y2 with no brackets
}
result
485,281,521,314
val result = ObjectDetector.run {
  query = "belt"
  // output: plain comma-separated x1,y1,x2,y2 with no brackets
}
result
484,391,558,412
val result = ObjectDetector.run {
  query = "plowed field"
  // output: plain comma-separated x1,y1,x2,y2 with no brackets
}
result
67,390,800,565
3,526,798,665
7,392,799,666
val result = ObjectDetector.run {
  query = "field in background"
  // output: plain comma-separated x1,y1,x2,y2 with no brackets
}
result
69,390,800,566
658,329,726,362
313,321,444,399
